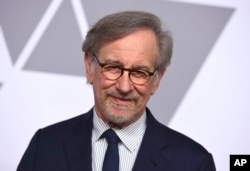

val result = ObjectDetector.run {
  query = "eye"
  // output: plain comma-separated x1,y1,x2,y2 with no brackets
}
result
131,70,149,78
103,64,121,73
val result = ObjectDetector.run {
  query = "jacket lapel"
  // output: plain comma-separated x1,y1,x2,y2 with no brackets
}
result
133,108,169,171
64,110,93,171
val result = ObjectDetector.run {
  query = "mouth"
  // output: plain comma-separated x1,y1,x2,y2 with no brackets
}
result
111,95,135,106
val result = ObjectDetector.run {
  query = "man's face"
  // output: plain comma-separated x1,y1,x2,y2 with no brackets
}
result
85,29,164,128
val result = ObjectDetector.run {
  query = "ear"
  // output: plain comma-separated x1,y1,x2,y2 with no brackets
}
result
84,53,94,84
151,70,165,95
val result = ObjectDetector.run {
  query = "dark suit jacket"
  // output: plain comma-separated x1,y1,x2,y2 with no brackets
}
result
17,108,216,171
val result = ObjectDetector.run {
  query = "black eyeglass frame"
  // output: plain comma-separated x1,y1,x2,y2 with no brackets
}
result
93,54,158,85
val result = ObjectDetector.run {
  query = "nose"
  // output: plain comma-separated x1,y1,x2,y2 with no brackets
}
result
115,71,134,93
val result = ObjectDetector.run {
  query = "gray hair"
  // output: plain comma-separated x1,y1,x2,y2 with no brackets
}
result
82,11,173,72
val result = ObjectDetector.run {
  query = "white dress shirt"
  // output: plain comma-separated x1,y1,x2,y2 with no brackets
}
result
91,108,146,171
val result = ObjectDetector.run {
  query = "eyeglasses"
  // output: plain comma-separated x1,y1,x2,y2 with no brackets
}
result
93,54,158,85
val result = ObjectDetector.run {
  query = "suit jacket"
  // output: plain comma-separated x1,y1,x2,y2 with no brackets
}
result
17,108,216,171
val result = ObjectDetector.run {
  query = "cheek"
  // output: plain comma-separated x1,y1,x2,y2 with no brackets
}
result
92,75,116,95
134,85,152,100
138,81,159,97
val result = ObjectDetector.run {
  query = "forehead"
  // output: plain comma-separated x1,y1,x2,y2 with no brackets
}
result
98,29,158,67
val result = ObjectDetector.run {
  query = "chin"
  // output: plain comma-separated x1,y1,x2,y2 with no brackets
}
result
104,110,134,127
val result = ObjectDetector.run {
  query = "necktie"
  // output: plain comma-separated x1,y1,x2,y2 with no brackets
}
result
102,129,120,171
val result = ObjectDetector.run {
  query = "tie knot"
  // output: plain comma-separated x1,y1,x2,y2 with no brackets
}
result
103,129,119,144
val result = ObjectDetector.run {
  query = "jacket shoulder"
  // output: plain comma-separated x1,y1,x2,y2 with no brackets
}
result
37,109,93,140
146,108,211,155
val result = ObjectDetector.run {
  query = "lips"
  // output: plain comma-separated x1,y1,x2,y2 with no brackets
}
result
112,96,133,105
110,95,135,106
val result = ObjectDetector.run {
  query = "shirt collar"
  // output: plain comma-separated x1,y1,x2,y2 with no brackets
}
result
92,108,146,152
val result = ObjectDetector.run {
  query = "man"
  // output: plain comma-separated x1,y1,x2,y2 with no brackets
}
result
17,11,216,171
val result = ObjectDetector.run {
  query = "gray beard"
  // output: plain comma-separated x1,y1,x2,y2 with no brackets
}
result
102,102,136,127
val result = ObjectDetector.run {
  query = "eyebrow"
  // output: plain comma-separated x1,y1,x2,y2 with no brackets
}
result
102,58,121,65
110,62,152,71
99,57,153,71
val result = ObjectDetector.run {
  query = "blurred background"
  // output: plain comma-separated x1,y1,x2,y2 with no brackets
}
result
0,0,249,170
